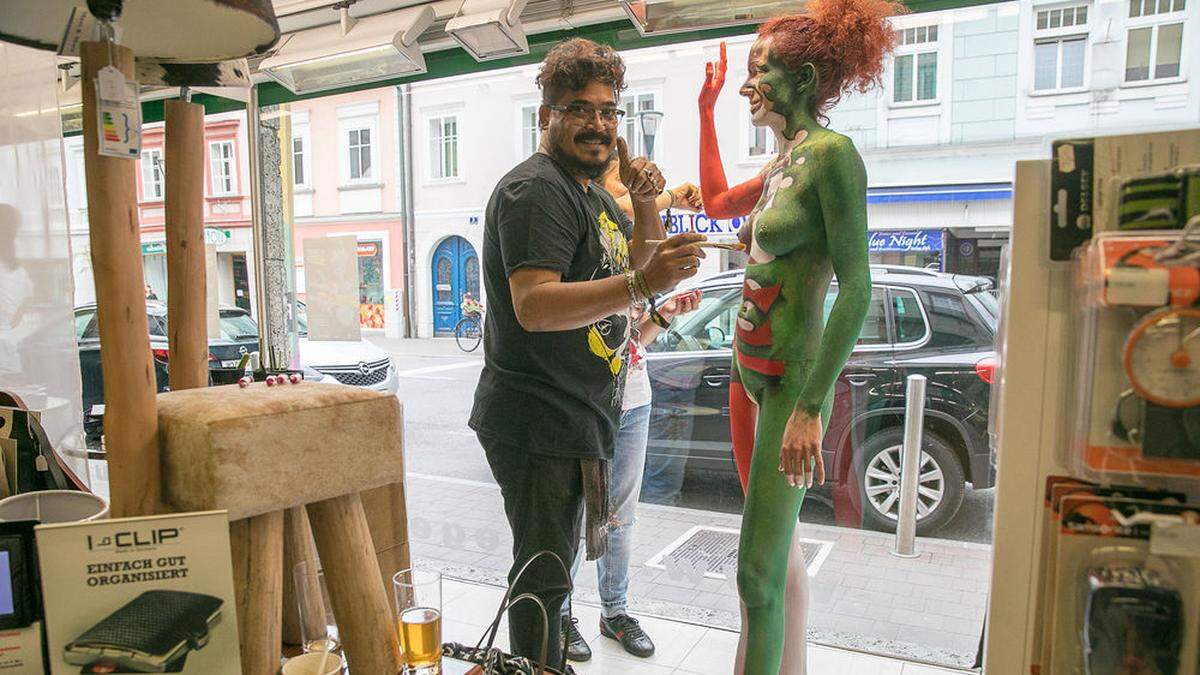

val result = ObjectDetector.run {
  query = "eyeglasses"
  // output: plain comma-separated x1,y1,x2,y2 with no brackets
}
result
545,103,626,123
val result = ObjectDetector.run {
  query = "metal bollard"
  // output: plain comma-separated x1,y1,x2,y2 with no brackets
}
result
892,374,927,559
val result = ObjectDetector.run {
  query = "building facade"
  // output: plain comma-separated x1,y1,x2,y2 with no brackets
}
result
66,110,258,315
399,0,1196,336
288,88,407,331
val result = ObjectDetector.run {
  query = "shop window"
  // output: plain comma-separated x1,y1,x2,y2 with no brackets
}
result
519,105,540,157
140,149,164,201
892,288,929,345
1125,0,1185,82
347,127,373,181
619,92,659,160
429,115,459,180
893,24,939,103
208,141,236,196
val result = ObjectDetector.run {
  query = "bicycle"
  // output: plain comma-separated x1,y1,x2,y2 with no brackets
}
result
453,296,482,355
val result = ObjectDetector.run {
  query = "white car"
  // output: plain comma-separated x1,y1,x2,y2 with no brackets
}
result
295,301,399,395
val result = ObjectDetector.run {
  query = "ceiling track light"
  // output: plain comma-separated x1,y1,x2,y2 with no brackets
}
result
446,0,531,62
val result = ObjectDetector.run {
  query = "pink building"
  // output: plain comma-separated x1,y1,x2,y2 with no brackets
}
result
289,88,406,330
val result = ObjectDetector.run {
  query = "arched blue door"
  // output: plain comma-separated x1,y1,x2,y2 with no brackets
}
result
432,236,479,335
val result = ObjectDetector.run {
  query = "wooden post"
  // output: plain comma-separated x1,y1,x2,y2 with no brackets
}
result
307,493,400,674
230,512,284,675
79,41,161,517
361,481,413,600
282,506,322,646
164,98,209,392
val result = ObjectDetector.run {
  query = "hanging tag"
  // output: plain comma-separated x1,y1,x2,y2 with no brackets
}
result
96,66,128,102
95,80,142,159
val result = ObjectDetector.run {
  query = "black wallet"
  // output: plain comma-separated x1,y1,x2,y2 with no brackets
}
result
63,590,223,673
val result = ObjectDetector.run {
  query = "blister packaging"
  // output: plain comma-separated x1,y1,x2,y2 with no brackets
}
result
1071,229,1200,491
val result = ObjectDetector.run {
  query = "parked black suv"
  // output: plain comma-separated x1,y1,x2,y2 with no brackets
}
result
74,301,260,439
641,265,998,535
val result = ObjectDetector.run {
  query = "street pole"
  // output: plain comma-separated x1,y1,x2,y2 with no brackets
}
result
893,374,927,558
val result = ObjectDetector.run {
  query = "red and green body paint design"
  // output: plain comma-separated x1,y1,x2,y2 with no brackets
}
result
700,37,872,674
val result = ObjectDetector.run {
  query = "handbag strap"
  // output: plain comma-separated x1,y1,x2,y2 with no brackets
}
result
477,550,572,673
479,592,549,675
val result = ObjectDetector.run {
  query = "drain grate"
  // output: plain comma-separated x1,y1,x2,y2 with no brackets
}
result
644,526,833,580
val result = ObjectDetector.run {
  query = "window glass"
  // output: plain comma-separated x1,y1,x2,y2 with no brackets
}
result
1034,41,1060,90
1154,23,1183,78
349,127,372,180
436,258,453,302
465,257,480,298
141,149,163,200
1125,26,1152,80
749,123,776,158
823,286,889,346
916,52,938,100
520,105,540,157
892,289,928,344
147,312,168,338
75,310,95,340
1061,37,1087,87
649,287,739,352
292,133,306,185
429,116,459,180
619,93,658,159
218,311,258,340
209,141,235,195
926,291,990,348
894,54,914,102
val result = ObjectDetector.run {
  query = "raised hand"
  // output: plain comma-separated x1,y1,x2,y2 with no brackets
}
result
617,137,665,204
698,41,727,111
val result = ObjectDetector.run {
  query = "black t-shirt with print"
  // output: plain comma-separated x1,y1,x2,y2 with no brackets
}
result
469,153,634,459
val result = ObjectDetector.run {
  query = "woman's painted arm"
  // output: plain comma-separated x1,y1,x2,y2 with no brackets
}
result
795,138,872,416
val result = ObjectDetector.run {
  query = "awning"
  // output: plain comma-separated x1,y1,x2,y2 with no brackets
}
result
867,182,1012,205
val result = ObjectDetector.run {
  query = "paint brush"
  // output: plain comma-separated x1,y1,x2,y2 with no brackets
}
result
646,239,746,251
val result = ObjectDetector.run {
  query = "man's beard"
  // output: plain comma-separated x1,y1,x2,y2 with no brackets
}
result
547,129,611,180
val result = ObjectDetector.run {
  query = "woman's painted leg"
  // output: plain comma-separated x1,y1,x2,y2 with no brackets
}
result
737,384,808,675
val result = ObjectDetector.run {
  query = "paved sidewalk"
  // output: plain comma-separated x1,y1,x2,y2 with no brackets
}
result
405,472,990,670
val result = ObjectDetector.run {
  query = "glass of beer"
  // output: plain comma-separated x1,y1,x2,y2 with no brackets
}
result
393,567,443,674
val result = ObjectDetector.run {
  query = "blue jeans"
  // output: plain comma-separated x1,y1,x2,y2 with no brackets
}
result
565,404,651,620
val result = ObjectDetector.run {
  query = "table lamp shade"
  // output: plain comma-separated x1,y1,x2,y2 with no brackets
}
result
0,0,279,61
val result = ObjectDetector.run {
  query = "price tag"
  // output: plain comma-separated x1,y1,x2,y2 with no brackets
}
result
96,66,128,102
1151,520,1200,557
95,80,142,159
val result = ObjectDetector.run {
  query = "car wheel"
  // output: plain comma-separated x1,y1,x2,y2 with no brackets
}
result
855,427,965,536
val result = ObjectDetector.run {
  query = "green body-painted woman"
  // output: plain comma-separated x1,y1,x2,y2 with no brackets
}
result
696,1,901,671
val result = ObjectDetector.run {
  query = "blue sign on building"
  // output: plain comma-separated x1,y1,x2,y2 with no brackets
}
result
868,230,943,253
663,213,745,236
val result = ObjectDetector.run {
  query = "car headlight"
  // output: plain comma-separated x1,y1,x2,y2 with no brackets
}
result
301,366,326,382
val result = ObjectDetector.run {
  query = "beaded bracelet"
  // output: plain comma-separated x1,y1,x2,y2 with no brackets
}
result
624,270,642,304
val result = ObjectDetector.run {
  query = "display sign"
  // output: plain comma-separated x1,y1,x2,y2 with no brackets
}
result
868,230,944,253
303,236,362,342
37,511,241,674
141,241,166,255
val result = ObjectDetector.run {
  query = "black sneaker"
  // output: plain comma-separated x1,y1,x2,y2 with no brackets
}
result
561,616,592,662
600,614,655,658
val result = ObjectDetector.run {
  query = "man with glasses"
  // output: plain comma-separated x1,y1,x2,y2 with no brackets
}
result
470,37,705,671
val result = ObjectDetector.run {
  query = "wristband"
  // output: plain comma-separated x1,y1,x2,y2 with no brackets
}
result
624,271,642,304
664,188,676,207
634,269,654,299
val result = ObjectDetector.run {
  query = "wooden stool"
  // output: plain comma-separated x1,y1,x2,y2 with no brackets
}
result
157,382,406,675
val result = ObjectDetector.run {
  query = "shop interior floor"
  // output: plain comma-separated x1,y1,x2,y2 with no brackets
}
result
439,577,973,675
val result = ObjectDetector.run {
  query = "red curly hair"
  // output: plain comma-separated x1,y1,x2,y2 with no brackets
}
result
759,0,905,119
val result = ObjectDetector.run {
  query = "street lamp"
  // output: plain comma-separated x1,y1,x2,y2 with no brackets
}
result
638,110,664,159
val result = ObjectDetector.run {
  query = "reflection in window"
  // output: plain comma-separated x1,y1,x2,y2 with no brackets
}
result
926,291,989,348
892,289,928,344
436,257,453,303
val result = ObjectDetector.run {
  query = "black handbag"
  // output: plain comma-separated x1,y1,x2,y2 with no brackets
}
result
442,551,572,675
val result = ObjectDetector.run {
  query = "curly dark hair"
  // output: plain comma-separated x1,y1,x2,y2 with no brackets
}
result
760,0,905,119
537,38,627,104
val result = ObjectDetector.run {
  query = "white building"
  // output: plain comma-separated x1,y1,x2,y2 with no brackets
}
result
404,0,1197,336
